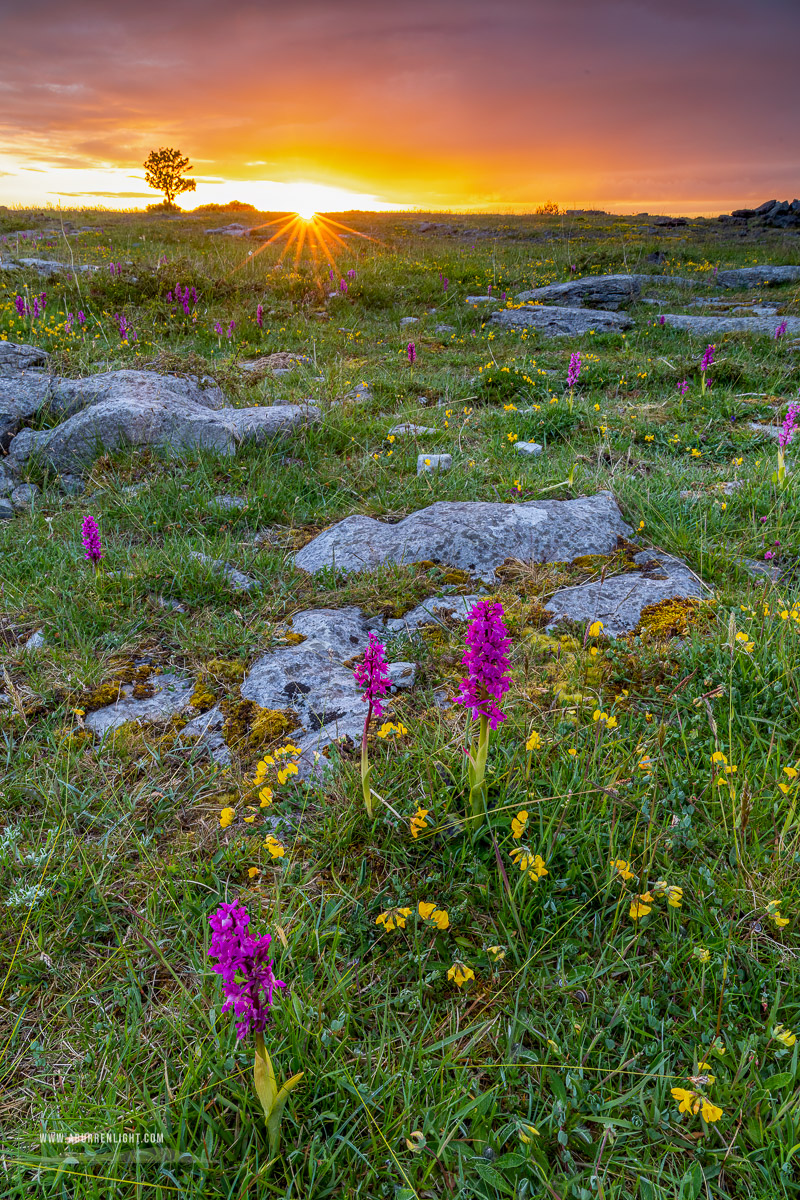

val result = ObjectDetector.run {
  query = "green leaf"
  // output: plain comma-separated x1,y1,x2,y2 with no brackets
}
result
679,1162,703,1200
548,1069,568,1104
764,1072,794,1092
267,1071,304,1157
471,1158,515,1195
494,1152,527,1168
253,1034,278,1122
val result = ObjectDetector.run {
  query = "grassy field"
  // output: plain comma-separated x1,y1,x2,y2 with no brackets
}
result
2,205,800,1199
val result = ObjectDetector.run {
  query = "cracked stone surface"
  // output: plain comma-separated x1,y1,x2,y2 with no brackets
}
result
716,266,800,289
294,494,632,581
0,342,49,373
661,314,800,337
389,423,437,436
514,274,701,311
543,551,705,636
0,257,101,277
85,673,196,736
490,305,632,336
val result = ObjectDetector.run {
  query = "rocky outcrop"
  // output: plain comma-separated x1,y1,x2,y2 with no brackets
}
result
490,306,632,336
294,494,633,581
660,314,800,337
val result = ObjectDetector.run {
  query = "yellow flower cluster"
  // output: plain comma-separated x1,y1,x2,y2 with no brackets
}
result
670,1087,723,1123
377,720,408,738
409,806,430,839
509,846,548,880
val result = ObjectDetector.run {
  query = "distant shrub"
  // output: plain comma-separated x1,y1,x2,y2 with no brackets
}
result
193,201,259,214
535,201,560,215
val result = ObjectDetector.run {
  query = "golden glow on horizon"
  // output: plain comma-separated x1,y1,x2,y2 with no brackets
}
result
297,208,316,221
240,210,378,280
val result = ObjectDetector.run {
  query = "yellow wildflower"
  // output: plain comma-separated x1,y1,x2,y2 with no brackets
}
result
264,835,285,858
611,858,635,882
220,807,235,829
447,961,475,988
509,847,548,880
567,747,577,756
670,1088,723,1122
665,886,683,908
418,901,450,930
248,867,260,878
487,945,506,962
259,786,274,808
410,807,430,839
693,945,710,962
376,906,412,932
629,894,653,920
377,720,408,738
277,762,299,785
588,620,604,637
511,810,529,840
518,1124,540,1143
773,1023,797,1047
525,730,541,751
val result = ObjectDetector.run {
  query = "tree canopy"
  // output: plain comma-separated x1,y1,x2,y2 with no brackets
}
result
143,148,196,206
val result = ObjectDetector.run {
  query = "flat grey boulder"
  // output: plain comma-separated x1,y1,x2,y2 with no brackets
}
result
223,403,320,443
2,257,100,277
85,673,196,736
0,499,13,520
0,342,49,373
6,393,240,472
515,274,646,310
661,314,800,337
544,551,705,636
515,441,543,457
294,494,632,581
205,223,249,236
49,370,227,417
716,266,800,289
6,392,320,473
490,306,632,336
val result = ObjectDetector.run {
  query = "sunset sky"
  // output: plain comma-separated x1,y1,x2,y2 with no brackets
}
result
1,0,798,215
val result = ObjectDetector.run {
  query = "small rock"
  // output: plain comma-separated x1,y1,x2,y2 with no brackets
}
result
435,324,455,334
385,595,485,634
0,499,13,520
85,673,196,735
389,423,437,436
155,595,188,613
387,661,417,690
400,317,419,326
0,462,13,497
11,482,39,511
23,630,45,651
740,557,782,581
466,296,496,305
189,551,259,591
57,474,84,496
515,441,543,457
209,494,248,512
417,453,452,475
661,314,800,338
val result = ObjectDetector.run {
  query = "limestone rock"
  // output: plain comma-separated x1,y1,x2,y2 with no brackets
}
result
0,499,13,520
189,551,259,591
515,441,543,457
85,673,196,736
6,389,319,473
389,423,436,436
515,274,645,310
716,265,800,289
387,661,417,690
48,370,228,418
0,461,14,496
23,630,45,652
490,306,632,336
2,257,100,277
205,223,249,236
294,494,632,581
385,594,486,634
543,551,705,636
661,314,800,338
11,483,39,511
466,296,496,305
0,341,49,374
417,453,452,475
222,403,320,444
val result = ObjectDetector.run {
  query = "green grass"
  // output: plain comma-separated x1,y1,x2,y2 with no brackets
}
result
2,206,800,1199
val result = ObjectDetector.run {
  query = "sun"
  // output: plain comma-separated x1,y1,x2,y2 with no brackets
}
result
296,206,316,221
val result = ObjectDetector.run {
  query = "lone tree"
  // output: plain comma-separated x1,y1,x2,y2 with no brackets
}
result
143,147,196,207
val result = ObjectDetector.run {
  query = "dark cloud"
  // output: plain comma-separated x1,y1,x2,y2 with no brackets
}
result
2,0,799,208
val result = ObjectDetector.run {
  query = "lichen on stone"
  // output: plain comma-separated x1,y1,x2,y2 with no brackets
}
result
634,597,702,639
220,698,299,750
